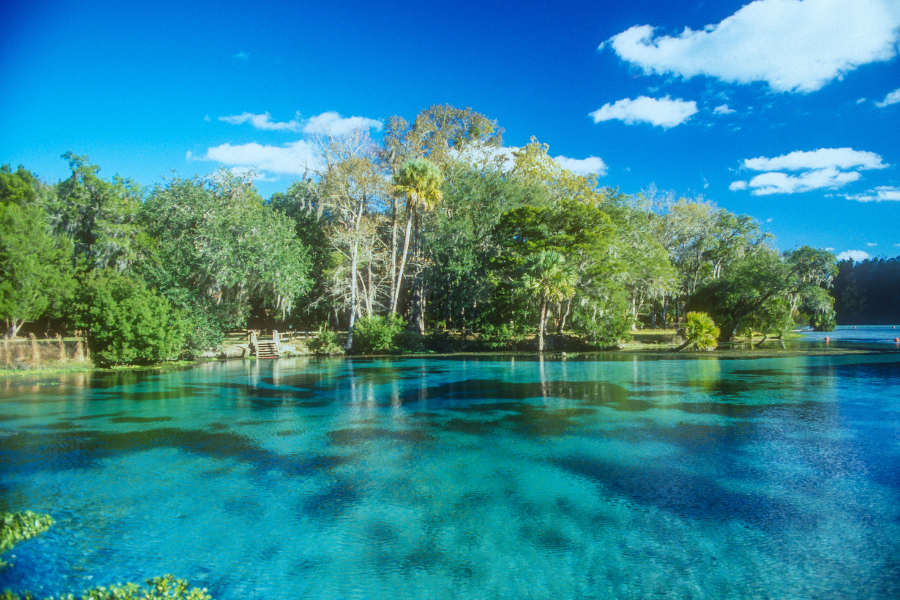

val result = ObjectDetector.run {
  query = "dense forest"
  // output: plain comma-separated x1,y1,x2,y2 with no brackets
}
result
2,105,851,363
832,257,900,325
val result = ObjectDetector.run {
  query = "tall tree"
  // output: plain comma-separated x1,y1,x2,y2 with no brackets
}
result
0,200,74,338
51,152,148,271
521,250,577,352
391,158,443,332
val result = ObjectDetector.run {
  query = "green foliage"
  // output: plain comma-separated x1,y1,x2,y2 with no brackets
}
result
51,152,149,271
682,312,719,351
1,202,75,338
140,171,311,326
479,322,528,350
71,270,187,365
1,511,54,568
310,325,343,355
351,315,406,353
2,575,211,600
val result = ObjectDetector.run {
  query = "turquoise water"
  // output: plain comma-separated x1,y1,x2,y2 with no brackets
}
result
799,325,900,349
2,351,900,599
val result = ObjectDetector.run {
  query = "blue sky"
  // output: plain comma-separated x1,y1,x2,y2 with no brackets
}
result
2,0,899,261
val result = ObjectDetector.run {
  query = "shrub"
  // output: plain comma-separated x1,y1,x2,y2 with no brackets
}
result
310,325,343,355
350,315,405,353
681,312,719,351
71,270,188,365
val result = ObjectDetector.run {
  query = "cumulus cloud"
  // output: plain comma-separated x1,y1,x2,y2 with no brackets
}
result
837,250,871,262
590,96,698,128
219,112,302,131
742,148,887,172
843,186,900,202
554,155,609,177
875,87,900,107
218,110,383,135
302,111,383,135
713,104,736,115
731,148,889,195
601,0,900,93
202,140,321,175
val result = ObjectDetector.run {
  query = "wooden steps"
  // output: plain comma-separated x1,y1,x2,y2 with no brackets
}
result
253,340,282,359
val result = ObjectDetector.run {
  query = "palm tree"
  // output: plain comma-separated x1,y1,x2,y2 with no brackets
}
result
391,158,443,332
675,311,720,351
522,250,577,352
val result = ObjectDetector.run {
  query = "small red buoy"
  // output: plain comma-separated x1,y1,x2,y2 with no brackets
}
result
853,326,857,329
825,337,830,343
894,338,899,343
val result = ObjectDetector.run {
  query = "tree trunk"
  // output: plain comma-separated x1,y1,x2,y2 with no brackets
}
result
388,196,399,314
557,297,572,335
391,212,414,316
538,297,548,352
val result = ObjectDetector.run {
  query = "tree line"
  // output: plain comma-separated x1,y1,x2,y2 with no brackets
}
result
831,256,900,325
1,105,840,363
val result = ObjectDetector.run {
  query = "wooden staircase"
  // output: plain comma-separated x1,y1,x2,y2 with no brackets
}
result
254,339,282,359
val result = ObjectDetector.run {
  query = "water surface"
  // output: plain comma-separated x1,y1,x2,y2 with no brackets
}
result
1,351,899,599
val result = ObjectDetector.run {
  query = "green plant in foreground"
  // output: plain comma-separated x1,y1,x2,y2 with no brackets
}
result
2,575,211,600
0,511,54,568
2,512,210,600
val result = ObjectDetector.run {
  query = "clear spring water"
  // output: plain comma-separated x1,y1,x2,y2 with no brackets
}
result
1,349,899,599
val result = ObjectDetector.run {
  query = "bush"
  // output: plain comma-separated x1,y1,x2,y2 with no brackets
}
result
310,325,343,355
479,322,527,350
681,312,719,351
350,315,405,354
71,270,188,365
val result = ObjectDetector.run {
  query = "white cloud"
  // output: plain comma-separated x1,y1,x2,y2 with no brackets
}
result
866,242,878,247
713,104,736,115
590,96,698,128
602,0,900,93
825,247,835,251
742,148,887,172
732,148,889,195
843,186,900,202
218,110,383,135
203,140,321,176
554,155,608,177
745,168,860,195
875,87,900,107
836,250,871,262
219,112,302,132
302,111,383,135
234,51,249,61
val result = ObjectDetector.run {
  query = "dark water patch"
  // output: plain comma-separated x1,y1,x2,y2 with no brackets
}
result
398,378,641,411
109,416,174,424
208,422,229,430
730,368,788,377
553,455,810,530
441,418,492,435
33,421,83,430
222,495,263,518
806,360,900,382
503,406,597,437
0,426,350,479
72,412,127,421
630,389,682,398
300,479,360,521
276,429,302,437
0,414,23,422
327,427,431,447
